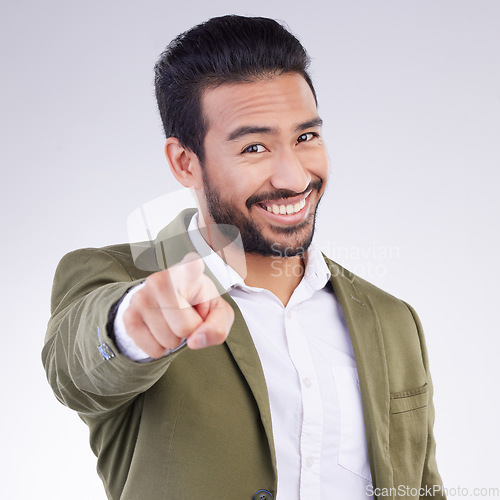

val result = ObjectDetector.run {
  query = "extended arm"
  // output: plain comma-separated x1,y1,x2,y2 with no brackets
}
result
42,245,233,418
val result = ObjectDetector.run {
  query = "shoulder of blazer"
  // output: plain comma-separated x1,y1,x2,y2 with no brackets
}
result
321,253,427,393
321,254,418,327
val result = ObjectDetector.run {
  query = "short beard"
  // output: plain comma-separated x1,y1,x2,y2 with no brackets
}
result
201,168,322,257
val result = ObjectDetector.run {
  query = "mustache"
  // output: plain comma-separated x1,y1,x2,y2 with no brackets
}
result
246,179,323,210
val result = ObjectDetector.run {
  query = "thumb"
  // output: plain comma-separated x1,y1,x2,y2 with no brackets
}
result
188,295,235,349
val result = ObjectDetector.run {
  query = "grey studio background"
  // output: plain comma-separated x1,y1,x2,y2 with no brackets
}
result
1,0,499,499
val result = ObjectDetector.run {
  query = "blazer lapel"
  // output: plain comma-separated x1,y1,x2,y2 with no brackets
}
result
153,209,277,476
324,256,394,491
223,302,277,474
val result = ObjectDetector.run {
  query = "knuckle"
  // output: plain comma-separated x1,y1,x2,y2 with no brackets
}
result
148,344,167,360
147,270,171,293
145,275,162,294
175,322,197,339
145,271,161,286
130,290,149,310
154,328,176,347
123,308,141,330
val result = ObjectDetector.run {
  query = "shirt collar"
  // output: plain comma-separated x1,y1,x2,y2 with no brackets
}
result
187,213,245,292
187,212,331,294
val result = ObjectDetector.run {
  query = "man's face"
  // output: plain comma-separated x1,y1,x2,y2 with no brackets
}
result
197,72,329,257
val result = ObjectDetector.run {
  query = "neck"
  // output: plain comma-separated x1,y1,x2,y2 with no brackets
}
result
243,253,305,306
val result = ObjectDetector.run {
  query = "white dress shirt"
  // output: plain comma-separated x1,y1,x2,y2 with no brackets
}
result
115,213,373,499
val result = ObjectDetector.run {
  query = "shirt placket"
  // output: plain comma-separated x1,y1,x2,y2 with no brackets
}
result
284,306,323,500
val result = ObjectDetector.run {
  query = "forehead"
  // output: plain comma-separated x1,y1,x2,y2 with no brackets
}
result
201,73,318,137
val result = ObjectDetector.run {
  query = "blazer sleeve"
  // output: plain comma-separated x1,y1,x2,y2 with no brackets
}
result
404,302,447,499
42,247,185,419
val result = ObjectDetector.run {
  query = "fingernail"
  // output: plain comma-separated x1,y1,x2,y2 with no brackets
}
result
190,331,207,349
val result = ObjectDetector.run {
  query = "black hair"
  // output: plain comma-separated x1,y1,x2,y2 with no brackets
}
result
154,15,316,163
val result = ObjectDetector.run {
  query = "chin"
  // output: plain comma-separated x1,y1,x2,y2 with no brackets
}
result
243,220,315,258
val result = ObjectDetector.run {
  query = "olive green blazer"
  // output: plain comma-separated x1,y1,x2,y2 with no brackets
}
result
42,209,445,499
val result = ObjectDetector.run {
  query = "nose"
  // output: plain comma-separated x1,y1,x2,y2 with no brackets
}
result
269,148,311,194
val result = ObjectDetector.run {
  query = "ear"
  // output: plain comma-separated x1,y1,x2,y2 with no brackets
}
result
164,137,203,188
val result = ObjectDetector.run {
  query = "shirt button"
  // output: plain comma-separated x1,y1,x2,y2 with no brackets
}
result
254,490,273,500
306,456,315,468
303,378,312,388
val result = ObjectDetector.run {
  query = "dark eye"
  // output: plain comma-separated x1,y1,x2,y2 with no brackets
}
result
242,143,266,154
297,132,318,143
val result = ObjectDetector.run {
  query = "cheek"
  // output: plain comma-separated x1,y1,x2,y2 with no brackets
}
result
300,148,330,178
227,167,267,198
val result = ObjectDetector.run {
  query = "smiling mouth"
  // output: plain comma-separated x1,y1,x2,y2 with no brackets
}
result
260,199,306,215
258,191,311,216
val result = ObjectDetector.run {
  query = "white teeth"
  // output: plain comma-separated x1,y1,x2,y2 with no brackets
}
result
264,198,306,215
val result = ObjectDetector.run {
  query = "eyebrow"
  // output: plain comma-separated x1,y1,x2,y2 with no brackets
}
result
227,117,323,142
296,117,323,132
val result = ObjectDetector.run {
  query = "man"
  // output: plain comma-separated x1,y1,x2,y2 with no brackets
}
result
43,15,445,500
